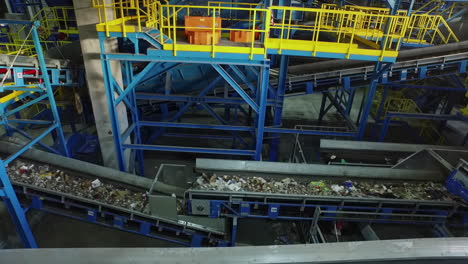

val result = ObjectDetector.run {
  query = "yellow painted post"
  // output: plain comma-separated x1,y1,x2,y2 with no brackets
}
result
310,9,319,55
212,7,217,58
279,7,286,54
337,12,345,43
136,0,142,32
346,13,358,59
430,16,438,44
173,6,177,56
264,9,271,58
313,10,322,57
250,9,257,60
102,1,110,37
287,8,293,40
120,0,127,37
159,3,164,44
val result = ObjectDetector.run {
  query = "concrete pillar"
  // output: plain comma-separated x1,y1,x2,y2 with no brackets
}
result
73,0,128,169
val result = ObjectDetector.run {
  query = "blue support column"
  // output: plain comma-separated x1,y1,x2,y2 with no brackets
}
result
231,217,238,247
346,89,356,115
356,62,392,140
31,21,69,157
255,64,271,161
0,160,37,248
269,55,289,161
99,35,126,171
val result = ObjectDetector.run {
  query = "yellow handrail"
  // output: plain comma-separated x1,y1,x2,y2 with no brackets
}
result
92,1,421,59
373,89,446,144
1,6,77,56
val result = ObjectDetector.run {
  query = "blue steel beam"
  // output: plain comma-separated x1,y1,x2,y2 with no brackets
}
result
4,124,59,165
7,126,61,155
0,160,37,248
269,55,289,161
103,49,267,66
99,35,127,171
254,65,270,160
199,103,249,148
325,91,358,132
123,144,255,156
4,94,49,118
31,21,69,157
139,121,254,132
228,65,257,94
264,127,355,137
135,93,276,106
145,76,225,143
0,21,71,249
387,84,468,91
212,64,259,113
115,62,156,105
378,112,466,141
356,62,393,140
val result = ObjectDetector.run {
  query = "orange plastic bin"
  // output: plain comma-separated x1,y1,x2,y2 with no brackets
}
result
230,31,254,43
184,16,222,45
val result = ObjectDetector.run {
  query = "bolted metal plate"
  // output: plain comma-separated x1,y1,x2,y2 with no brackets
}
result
191,199,210,216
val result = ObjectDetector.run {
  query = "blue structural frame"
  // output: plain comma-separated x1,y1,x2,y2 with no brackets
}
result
99,29,276,174
96,0,468,172
378,112,468,141
10,182,229,247
0,20,70,248
99,27,397,171
187,189,468,244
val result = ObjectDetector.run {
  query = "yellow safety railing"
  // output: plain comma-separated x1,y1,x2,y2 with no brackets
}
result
159,4,269,58
0,43,36,56
208,2,262,8
208,1,265,26
1,6,77,56
269,6,408,57
324,4,459,46
405,14,459,45
324,4,408,16
93,1,413,60
374,90,446,144
414,0,459,19
93,0,148,37
9,7,77,42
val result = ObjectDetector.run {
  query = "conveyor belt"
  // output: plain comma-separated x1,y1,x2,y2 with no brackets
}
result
279,41,468,94
0,141,228,247
188,189,465,225
288,40,468,75
6,158,227,246
0,54,71,69
288,51,468,84
187,158,468,225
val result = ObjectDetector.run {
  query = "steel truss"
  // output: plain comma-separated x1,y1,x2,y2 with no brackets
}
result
95,0,467,169
0,20,71,248
99,29,396,171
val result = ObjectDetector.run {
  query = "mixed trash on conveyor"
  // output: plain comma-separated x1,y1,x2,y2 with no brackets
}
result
194,173,452,201
7,160,150,214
